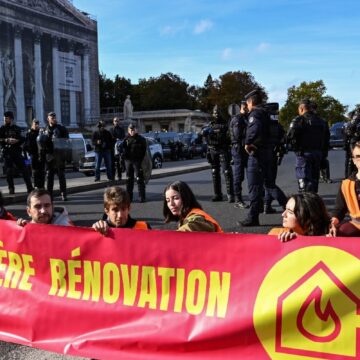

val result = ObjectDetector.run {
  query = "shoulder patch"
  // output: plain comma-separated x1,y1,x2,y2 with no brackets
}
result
249,117,254,124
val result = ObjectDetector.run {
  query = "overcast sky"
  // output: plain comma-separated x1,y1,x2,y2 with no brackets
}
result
72,0,360,110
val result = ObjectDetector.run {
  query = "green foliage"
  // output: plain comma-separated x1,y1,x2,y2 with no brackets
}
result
279,80,348,128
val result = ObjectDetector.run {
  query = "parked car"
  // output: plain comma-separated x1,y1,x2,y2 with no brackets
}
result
329,122,345,148
79,137,163,176
178,133,207,158
142,132,183,160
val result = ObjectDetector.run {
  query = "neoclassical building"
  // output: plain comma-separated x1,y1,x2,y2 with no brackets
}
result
0,0,99,128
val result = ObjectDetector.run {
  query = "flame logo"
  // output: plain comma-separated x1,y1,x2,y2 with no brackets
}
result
296,286,341,342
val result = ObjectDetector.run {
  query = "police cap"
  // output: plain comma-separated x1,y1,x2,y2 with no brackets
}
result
48,111,56,117
4,111,14,119
128,123,137,130
244,89,261,101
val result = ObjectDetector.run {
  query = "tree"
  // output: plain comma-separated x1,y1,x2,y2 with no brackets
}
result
99,72,116,108
136,73,192,110
279,80,348,128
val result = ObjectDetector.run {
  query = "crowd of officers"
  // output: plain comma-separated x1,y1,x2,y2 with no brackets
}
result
201,90,331,227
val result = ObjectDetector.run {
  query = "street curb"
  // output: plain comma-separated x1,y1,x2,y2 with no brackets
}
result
3,163,210,205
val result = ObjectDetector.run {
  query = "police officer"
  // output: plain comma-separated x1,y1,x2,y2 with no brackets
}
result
343,110,360,178
122,123,147,202
229,101,249,208
43,111,69,201
287,99,327,193
202,105,234,202
24,118,45,189
0,111,33,194
109,117,125,180
239,90,270,226
263,103,287,213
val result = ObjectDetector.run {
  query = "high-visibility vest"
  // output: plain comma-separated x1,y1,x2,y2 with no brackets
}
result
133,221,150,230
341,179,360,229
187,208,223,233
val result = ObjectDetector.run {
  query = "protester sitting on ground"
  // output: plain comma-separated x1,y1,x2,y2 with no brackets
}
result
92,186,151,235
268,192,330,242
16,189,73,227
329,141,360,236
163,180,223,232
0,191,16,221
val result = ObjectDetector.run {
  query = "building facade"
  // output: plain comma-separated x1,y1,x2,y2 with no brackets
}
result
100,108,211,134
0,0,99,128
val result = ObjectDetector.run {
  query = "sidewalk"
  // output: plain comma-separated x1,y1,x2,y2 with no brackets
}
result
1,161,210,205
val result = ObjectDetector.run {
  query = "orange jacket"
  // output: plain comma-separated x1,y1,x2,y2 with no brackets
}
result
186,208,223,233
341,179,360,229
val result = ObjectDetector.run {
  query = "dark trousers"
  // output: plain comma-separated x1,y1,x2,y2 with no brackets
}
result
31,155,46,189
264,150,287,207
246,152,266,221
4,151,33,192
231,144,248,199
111,151,122,180
46,159,67,195
295,151,322,193
125,160,145,200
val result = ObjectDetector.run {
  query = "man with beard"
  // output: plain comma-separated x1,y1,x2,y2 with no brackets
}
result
16,189,73,226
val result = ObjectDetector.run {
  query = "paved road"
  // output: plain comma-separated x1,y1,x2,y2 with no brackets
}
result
0,148,346,359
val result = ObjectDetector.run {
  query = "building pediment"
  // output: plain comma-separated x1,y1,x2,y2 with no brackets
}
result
6,0,94,28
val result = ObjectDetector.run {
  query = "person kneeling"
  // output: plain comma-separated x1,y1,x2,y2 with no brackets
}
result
92,186,151,235
163,180,223,232
17,189,73,226
268,192,330,242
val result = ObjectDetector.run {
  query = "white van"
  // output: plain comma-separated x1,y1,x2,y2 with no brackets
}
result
68,133,87,170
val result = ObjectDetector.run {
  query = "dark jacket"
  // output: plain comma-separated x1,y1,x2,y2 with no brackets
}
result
92,128,113,152
110,126,125,143
123,134,147,162
287,111,327,153
245,107,270,149
0,124,24,154
24,128,40,157
43,123,69,155
229,114,247,146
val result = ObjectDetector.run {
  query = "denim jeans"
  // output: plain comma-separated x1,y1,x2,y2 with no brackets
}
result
95,150,113,180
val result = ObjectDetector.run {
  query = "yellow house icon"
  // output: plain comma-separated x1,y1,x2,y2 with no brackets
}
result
276,261,360,359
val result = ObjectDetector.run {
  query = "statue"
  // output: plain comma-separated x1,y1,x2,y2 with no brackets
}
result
123,95,133,120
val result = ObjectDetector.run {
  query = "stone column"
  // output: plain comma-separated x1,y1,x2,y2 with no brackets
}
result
69,42,77,128
52,36,61,123
34,30,44,126
14,26,26,127
82,44,91,126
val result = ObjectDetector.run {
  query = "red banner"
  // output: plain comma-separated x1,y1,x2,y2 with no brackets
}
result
0,220,359,359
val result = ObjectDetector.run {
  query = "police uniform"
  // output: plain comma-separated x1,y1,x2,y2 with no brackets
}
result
110,124,125,180
263,112,287,212
123,125,147,202
287,110,327,193
344,114,360,178
0,112,33,194
43,115,69,199
229,112,248,207
241,104,270,225
24,125,45,189
202,107,234,202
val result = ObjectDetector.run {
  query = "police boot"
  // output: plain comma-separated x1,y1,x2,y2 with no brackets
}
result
138,178,146,203
211,169,223,201
264,204,276,214
234,194,249,209
224,169,235,203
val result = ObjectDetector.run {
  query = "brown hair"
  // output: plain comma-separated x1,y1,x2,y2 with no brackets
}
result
104,186,130,210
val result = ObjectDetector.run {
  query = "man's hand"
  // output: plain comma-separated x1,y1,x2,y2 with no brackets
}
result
278,231,297,242
16,218,28,227
245,144,257,155
92,220,109,236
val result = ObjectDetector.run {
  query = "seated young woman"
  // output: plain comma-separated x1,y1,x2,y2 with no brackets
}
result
268,192,330,242
163,180,223,232
329,141,360,236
